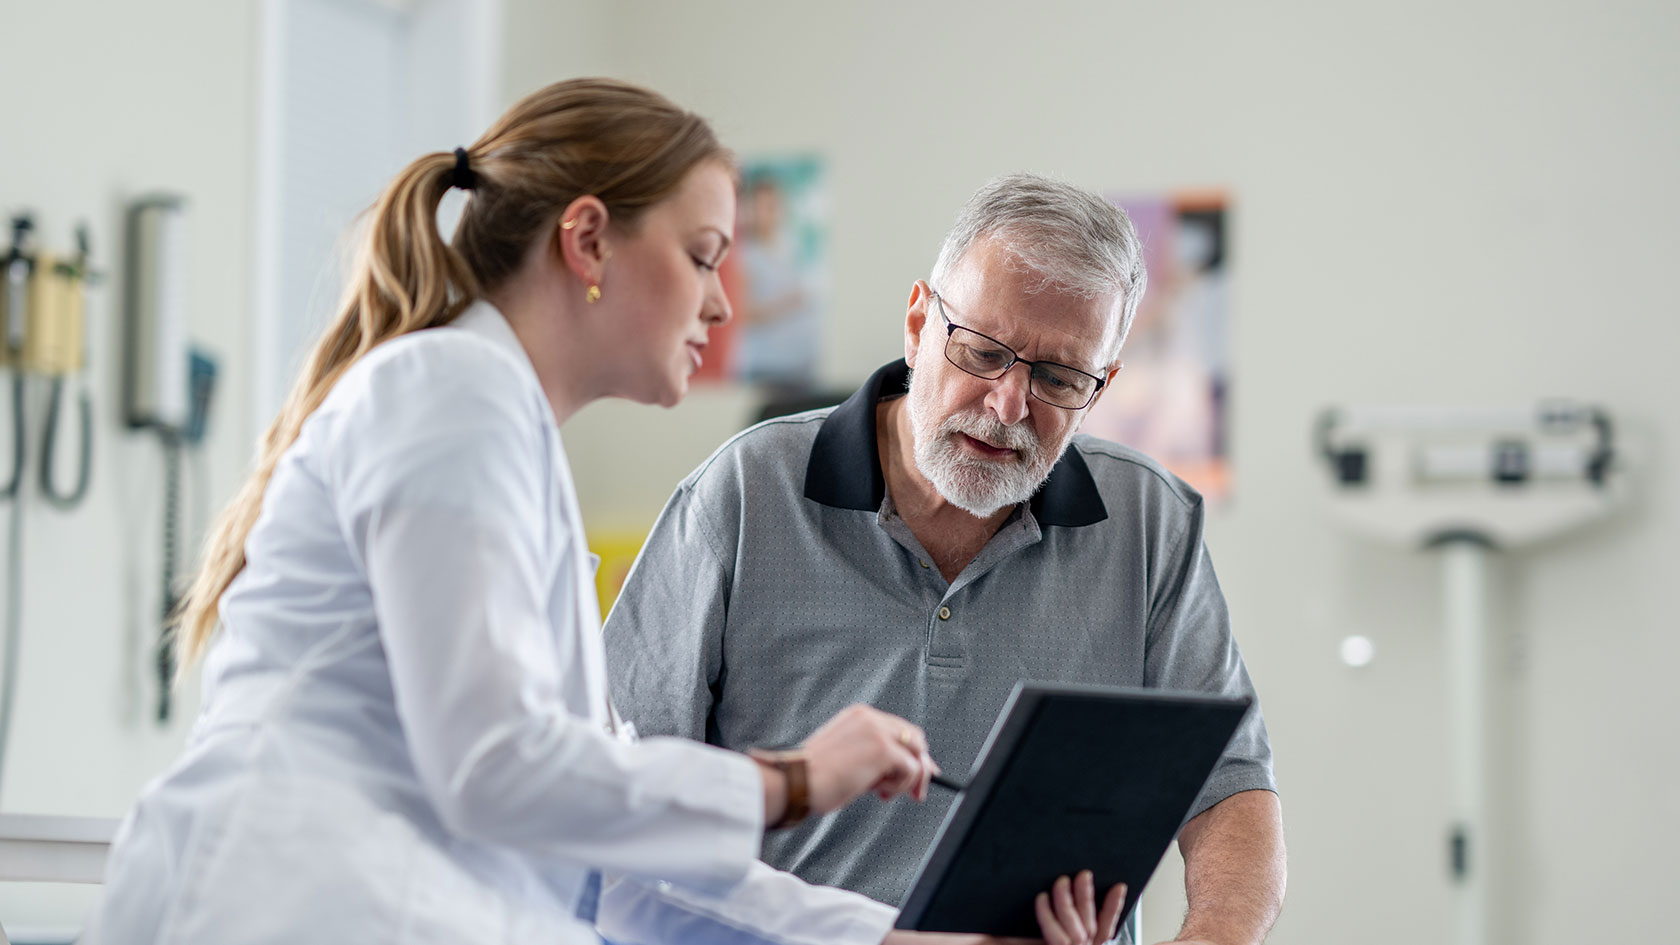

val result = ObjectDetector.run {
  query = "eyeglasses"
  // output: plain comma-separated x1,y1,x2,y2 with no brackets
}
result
928,289,1111,410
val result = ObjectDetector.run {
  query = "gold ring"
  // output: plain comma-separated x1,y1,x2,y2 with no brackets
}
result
899,726,916,748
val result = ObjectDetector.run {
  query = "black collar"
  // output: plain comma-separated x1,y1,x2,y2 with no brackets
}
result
803,360,1108,527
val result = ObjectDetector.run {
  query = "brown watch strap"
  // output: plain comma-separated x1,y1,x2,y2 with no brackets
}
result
748,748,810,829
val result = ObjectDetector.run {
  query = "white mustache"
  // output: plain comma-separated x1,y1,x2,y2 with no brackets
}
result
940,411,1038,454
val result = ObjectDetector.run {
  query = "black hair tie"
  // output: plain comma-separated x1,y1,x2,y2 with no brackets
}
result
451,147,477,191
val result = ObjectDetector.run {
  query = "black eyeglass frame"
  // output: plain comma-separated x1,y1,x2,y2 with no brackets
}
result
927,289,1112,411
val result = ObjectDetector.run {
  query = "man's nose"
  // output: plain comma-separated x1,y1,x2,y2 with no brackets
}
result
984,363,1032,426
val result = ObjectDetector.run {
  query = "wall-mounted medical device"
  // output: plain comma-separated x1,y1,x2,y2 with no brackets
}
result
1315,402,1618,549
22,234,91,377
1315,401,1620,945
121,194,221,725
123,196,191,433
0,214,97,506
1,217,35,503
0,212,101,793
3,217,35,368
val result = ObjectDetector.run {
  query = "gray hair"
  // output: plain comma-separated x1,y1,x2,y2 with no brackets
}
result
929,173,1147,364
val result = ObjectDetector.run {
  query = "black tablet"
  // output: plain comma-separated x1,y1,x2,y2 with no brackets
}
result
894,681,1251,937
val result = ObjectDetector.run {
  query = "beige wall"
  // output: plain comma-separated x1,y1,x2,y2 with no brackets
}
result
512,2,1680,943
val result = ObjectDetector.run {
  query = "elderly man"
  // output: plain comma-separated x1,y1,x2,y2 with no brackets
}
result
604,174,1284,945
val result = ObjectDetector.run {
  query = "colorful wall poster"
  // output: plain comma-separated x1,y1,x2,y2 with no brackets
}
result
693,155,829,393
1083,192,1231,503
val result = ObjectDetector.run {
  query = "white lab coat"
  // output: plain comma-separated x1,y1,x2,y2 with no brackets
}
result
83,302,896,945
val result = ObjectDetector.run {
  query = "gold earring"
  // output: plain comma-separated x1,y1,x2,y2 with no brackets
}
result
586,284,602,304
561,219,578,230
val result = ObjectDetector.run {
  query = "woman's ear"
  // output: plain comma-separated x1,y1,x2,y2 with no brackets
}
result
554,195,611,286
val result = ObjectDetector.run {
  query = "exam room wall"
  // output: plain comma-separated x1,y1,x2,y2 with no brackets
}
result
520,2,1680,942
0,0,258,927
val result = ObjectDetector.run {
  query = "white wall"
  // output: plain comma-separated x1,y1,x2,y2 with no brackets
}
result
509,2,1680,943
0,0,259,928
253,0,503,425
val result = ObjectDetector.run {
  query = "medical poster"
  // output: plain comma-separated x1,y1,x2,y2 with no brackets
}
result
1082,193,1231,503
693,156,829,392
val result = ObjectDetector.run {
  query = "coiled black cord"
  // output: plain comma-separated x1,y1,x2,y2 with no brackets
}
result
156,433,181,723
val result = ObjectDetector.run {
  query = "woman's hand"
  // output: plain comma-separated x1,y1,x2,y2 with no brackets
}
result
801,704,939,813
1034,872,1126,945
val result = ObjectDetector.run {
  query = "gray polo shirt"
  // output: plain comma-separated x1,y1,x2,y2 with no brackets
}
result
604,360,1275,919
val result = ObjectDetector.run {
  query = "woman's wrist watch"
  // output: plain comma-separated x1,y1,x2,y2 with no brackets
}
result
748,748,810,829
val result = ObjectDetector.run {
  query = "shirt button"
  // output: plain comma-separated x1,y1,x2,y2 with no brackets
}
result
938,606,951,620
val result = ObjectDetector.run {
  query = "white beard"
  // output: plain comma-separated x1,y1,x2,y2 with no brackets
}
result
907,369,1066,518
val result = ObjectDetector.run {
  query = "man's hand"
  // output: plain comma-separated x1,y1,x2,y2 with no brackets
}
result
1035,871,1126,945
883,872,1126,945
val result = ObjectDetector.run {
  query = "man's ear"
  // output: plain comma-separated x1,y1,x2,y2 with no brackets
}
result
904,281,932,367
1086,363,1123,412
554,195,611,286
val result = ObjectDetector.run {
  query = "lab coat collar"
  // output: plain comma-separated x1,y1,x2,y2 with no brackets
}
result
450,300,565,429
451,299,534,379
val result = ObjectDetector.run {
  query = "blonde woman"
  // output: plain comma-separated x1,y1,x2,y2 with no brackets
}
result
85,79,1120,945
